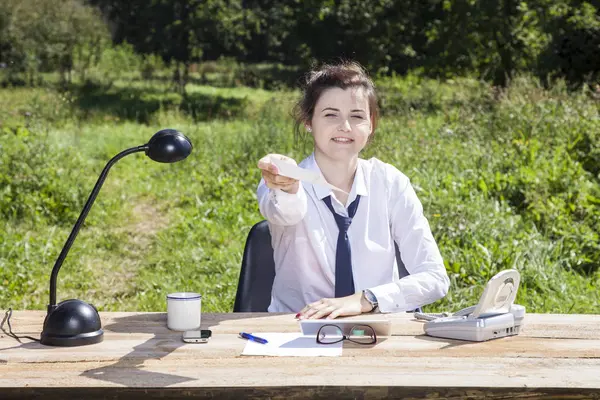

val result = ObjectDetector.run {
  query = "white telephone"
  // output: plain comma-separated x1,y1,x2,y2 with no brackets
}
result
415,269,526,342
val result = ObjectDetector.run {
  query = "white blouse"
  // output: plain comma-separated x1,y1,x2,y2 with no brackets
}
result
257,153,450,313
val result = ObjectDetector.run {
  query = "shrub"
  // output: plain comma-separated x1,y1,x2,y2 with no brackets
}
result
0,126,89,224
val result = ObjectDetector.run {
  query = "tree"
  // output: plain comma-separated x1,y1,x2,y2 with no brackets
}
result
420,0,553,85
0,0,109,85
539,1,600,87
92,0,250,91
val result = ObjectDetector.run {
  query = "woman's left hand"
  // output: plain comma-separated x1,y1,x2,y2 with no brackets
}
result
297,292,372,320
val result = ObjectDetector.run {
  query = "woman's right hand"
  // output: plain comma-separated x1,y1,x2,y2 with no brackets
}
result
257,154,300,194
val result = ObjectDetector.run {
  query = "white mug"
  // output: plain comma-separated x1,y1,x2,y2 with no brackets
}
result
166,292,202,331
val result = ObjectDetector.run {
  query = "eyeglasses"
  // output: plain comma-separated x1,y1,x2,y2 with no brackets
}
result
316,324,377,345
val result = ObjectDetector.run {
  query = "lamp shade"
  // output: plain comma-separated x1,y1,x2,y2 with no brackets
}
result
145,129,192,163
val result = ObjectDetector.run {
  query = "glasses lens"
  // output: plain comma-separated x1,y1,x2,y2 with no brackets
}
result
318,325,344,344
348,325,376,344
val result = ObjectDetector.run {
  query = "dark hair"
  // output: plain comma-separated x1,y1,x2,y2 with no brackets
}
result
292,61,379,141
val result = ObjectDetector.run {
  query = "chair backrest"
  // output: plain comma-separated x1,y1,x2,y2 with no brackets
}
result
233,220,411,312
233,221,275,312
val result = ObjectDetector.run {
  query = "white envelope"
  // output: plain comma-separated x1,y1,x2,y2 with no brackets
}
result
270,157,348,194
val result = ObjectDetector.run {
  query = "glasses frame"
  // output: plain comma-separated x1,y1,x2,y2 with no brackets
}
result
316,323,377,345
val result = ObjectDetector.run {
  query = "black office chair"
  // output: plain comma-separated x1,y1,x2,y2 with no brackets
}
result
233,220,412,312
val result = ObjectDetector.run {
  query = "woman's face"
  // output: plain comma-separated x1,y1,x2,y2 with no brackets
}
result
309,87,372,163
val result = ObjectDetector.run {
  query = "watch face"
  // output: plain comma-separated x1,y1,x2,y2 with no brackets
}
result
364,290,378,306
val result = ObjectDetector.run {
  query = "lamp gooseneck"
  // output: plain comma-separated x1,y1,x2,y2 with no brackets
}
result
48,145,147,310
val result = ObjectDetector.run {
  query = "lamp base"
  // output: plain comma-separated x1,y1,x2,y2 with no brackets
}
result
41,330,104,347
41,299,104,347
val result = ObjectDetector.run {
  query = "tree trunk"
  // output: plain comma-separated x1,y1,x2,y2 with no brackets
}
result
495,0,515,86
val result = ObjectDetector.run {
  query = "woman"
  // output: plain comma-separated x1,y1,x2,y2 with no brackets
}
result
257,61,450,319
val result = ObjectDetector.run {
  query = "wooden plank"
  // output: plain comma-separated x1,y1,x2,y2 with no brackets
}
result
2,334,599,363
4,311,600,338
0,357,599,388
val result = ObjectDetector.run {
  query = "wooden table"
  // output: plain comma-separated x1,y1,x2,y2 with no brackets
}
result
1,311,600,399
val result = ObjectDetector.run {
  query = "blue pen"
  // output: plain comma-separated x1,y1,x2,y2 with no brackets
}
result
239,332,268,344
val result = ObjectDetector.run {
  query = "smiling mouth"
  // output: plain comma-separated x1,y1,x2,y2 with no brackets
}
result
331,137,354,143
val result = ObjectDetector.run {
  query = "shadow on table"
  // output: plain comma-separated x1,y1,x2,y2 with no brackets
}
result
80,342,192,386
80,312,294,386
0,341,39,352
0,316,189,388
0,310,42,352
412,334,478,350
81,313,192,387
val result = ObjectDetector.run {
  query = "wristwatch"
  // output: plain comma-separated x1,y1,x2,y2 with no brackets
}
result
362,289,379,312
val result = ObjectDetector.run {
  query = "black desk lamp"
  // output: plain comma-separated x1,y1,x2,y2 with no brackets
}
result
40,129,192,346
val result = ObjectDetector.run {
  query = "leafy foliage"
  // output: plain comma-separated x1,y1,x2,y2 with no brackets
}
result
0,0,110,85
0,126,89,224
3,1,599,88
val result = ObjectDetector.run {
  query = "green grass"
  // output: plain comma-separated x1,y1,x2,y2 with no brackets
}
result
0,74,598,314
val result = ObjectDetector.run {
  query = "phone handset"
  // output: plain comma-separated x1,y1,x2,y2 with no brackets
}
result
414,305,476,321
452,305,477,317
